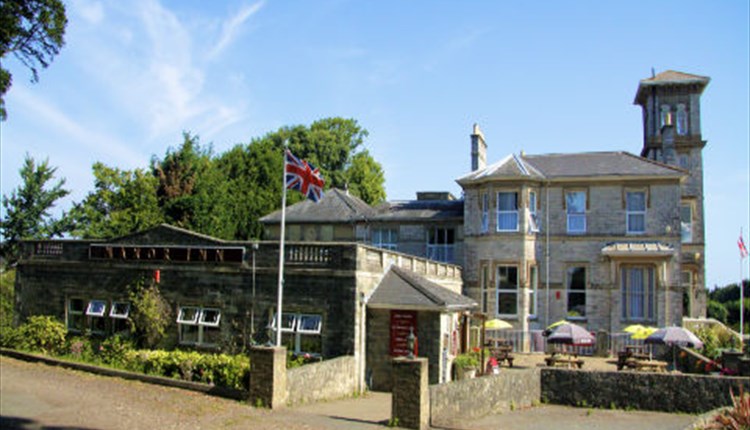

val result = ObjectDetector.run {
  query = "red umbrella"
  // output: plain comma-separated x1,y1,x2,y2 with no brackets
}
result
546,322,594,346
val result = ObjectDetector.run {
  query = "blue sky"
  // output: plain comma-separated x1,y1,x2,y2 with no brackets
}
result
1,0,748,288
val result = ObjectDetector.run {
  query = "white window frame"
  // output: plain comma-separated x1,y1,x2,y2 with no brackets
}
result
177,306,222,346
528,191,540,233
372,227,398,251
109,302,130,319
67,298,86,333
199,308,222,327
566,191,586,234
426,227,455,263
680,203,693,243
626,191,647,234
528,265,538,319
621,266,655,321
496,191,519,232
496,265,518,318
566,266,586,319
481,192,489,233
86,300,107,317
269,312,323,355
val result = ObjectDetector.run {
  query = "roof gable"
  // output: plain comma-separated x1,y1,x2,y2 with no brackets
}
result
368,266,476,311
108,224,225,246
456,154,544,185
260,188,376,224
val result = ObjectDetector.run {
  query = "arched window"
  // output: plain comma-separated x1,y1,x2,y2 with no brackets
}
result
676,104,688,135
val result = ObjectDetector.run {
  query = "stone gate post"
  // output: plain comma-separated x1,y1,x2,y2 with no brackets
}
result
391,357,429,429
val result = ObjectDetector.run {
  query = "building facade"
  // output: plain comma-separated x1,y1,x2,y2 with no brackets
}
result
458,70,709,338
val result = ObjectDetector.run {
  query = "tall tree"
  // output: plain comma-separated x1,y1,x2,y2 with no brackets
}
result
71,163,163,239
216,117,386,239
0,154,71,264
0,0,67,120
151,132,234,238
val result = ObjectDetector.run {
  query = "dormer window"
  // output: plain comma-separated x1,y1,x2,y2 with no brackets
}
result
676,104,688,135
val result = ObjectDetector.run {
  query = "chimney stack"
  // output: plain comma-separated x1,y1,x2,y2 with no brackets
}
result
470,123,487,171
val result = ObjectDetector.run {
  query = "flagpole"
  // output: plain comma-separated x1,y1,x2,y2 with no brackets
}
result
276,143,288,347
741,228,745,350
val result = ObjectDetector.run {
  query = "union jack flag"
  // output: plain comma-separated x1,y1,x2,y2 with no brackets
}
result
285,149,324,202
740,234,748,259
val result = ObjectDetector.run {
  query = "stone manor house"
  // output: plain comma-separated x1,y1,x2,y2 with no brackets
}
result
13,70,709,389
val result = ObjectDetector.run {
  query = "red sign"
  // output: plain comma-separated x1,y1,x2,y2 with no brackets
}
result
390,310,417,357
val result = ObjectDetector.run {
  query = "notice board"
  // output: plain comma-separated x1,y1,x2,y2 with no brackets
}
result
390,310,417,357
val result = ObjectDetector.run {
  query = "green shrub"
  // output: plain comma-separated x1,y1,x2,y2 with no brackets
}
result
98,335,135,366
0,325,20,348
454,352,479,370
17,315,67,354
0,269,15,330
128,278,172,349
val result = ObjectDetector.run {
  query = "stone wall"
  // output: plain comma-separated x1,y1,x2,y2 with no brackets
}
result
541,369,750,413
429,368,541,426
287,356,358,406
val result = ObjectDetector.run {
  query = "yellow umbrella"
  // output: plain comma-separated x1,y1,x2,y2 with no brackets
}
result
630,326,658,340
546,320,569,331
623,324,646,334
485,319,513,330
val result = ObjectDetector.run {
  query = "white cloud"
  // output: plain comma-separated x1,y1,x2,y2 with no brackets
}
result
209,1,265,60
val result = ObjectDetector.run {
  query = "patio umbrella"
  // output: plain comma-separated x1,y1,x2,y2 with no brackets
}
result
645,326,703,371
485,319,513,330
546,322,595,346
645,326,703,349
623,324,646,334
630,326,658,340
543,320,569,336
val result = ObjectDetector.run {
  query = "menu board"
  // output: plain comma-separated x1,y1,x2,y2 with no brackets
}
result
390,310,417,357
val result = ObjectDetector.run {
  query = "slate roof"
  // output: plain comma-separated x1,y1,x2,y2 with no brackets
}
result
260,188,376,224
457,151,684,185
368,265,477,311
634,70,710,104
601,242,675,257
372,199,464,222
259,188,463,225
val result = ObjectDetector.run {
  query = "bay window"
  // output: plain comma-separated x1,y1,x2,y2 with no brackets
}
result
497,192,519,232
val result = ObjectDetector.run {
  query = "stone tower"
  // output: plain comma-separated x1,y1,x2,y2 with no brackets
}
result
634,70,710,317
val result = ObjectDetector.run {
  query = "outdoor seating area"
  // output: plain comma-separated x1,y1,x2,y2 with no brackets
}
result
544,351,585,369
486,338,514,367
610,346,668,372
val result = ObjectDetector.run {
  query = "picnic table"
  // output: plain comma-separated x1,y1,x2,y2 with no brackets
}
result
544,352,584,369
611,347,667,372
485,338,515,367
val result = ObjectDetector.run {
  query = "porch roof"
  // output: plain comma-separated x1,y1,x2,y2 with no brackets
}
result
368,266,476,311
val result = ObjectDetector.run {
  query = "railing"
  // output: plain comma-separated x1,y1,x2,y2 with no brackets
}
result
285,244,333,265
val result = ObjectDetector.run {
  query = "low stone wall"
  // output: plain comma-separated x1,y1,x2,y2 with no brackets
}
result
542,368,750,413
429,368,541,426
287,355,358,406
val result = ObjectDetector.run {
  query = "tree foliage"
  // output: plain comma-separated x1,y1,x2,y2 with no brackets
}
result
71,163,163,239
708,279,750,334
0,0,67,120
1,154,72,264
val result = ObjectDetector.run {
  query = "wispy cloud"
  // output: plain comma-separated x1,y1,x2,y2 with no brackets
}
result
10,85,143,167
209,2,265,60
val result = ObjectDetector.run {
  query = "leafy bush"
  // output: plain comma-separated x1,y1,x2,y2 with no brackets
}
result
99,335,135,366
128,278,172,349
695,325,736,360
454,352,479,370
16,315,67,354
0,269,14,330
121,349,250,390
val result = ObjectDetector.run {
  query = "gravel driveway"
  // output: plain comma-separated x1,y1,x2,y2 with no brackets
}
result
1,355,699,430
